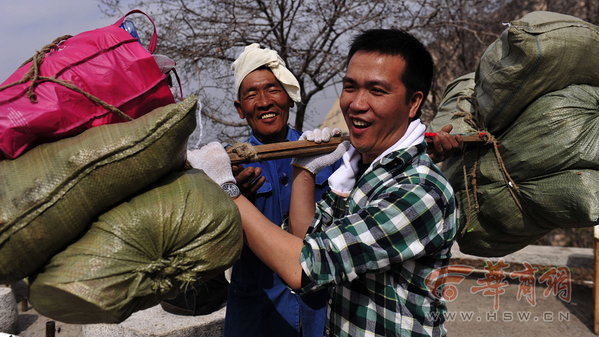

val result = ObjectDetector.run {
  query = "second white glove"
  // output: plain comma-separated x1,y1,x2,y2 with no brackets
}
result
299,127,342,143
291,141,351,175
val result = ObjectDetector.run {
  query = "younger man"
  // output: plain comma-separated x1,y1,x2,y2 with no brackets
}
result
192,30,457,336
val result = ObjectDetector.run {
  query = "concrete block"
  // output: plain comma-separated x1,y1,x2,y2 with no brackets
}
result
82,304,225,337
0,287,18,335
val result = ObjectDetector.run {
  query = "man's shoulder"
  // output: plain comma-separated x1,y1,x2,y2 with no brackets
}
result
410,150,452,185
378,142,428,171
377,143,453,193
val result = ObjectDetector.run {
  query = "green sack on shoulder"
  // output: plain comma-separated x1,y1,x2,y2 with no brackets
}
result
476,11,599,133
0,96,197,283
443,85,599,257
28,170,242,324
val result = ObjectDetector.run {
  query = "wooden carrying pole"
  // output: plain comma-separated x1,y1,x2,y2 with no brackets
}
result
227,134,487,165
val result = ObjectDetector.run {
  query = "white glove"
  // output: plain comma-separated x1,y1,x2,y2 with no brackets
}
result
299,127,342,144
187,142,235,186
291,141,351,175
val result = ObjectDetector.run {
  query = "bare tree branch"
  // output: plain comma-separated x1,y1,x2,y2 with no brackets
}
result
98,0,599,143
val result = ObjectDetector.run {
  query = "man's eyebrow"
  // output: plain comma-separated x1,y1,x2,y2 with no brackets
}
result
241,81,281,95
370,80,393,90
264,82,282,89
342,76,393,90
245,81,281,91
342,76,355,84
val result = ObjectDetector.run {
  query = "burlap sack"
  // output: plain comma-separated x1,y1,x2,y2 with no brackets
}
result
442,85,599,257
475,11,599,133
0,96,197,283
28,170,242,324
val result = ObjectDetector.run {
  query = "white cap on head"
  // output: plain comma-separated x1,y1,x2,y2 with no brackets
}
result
231,43,301,103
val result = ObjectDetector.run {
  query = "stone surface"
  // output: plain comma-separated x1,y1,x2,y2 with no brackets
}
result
12,245,598,337
82,304,226,337
445,277,596,336
452,243,593,268
0,287,19,334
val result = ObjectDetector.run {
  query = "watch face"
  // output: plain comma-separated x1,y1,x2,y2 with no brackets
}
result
222,182,240,198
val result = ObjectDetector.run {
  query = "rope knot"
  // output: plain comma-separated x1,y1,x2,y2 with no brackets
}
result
231,142,259,162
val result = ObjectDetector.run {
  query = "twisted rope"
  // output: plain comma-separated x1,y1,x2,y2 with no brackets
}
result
453,95,523,236
231,142,259,162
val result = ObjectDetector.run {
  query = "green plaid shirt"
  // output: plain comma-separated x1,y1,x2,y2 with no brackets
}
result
298,142,457,337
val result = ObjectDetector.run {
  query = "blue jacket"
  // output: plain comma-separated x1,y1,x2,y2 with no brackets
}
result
224,126,340,337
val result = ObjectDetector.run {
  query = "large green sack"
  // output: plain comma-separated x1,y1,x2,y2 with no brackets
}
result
0,96,197,283
476,11,599,133
441,84,599,257
28,170,242,324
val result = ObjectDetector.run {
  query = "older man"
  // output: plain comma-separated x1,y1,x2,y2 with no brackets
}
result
224,44,340,337
191,29,458,337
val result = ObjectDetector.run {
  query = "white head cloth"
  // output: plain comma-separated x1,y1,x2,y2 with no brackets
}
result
231,43,301,103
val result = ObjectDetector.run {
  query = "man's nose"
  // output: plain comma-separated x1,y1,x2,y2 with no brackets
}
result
255,92,272,108
349,90,369,112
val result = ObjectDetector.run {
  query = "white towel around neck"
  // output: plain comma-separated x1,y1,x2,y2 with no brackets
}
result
328,119,426,197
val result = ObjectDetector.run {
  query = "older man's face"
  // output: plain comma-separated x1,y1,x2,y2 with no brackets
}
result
235,69,294,144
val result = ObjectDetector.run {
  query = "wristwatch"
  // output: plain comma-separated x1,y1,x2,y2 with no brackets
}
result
221,182,241,199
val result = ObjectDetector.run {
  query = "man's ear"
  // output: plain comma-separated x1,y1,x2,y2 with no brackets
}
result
234,100,245,119
408,91,424,119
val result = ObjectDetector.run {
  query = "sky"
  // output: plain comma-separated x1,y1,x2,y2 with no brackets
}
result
0,0,339,133
0,1,119,83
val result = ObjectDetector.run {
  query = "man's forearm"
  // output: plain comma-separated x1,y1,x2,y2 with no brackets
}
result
289,167,316,238
234,195,305,290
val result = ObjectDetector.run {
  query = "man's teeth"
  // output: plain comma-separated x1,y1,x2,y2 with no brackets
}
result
352,119,371,127
261,113,276,119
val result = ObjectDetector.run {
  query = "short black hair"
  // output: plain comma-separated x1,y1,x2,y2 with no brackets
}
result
347,29,434,119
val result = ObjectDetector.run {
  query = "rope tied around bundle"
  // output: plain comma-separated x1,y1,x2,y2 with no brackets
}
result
230,142,259,163
453,95,523,236
0,35,132,121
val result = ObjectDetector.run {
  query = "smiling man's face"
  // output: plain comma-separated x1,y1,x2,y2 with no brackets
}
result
235,69,294,144
340,51,423,163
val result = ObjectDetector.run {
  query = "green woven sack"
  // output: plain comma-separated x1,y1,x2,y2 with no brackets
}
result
0,96,197,283
28,169,242,324
427,72,478,135
475,11,599,133
442,85,599,257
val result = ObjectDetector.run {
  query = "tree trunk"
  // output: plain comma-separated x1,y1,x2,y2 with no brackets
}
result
294,102,306,132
